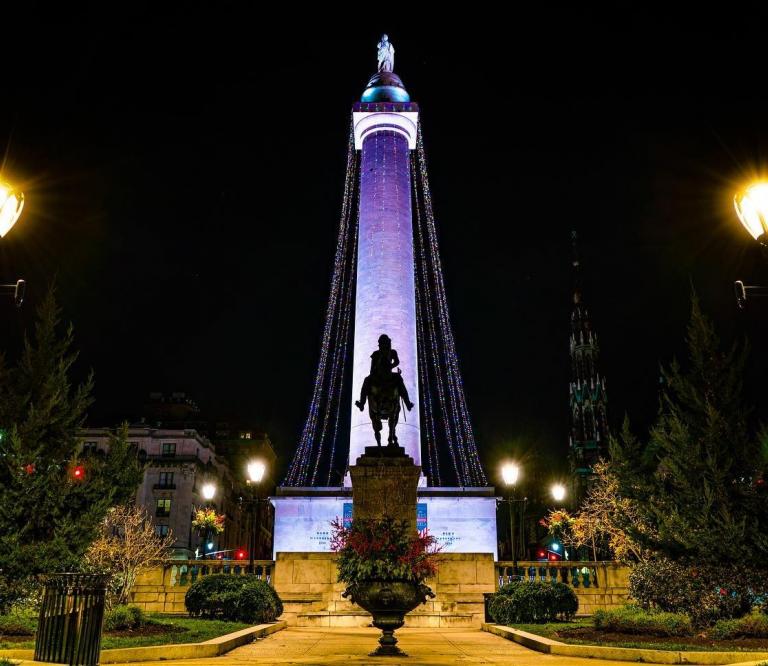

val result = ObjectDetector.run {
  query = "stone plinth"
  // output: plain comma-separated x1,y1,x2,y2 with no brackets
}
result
348,446,421,528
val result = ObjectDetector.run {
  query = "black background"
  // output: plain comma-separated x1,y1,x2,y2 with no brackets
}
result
2,7,768,485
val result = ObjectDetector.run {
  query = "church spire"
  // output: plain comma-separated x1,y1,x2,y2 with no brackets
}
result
568,231,609,497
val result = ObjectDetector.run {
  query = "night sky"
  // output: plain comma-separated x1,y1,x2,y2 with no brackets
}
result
2,10,768,484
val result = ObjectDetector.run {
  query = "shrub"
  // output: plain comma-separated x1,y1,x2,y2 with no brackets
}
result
489,582,578,624
593,605,692,637
0,607,37,636
185,574,283,623
630,560,763,626
103,605,147,631
712,613,768,640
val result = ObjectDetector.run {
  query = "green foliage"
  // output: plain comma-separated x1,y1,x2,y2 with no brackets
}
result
184,574,282,623
629,559,761,626
0,290,144,610
331,517,439,585
593,605,693,637
0,607,37,636
488,581,578,624
711,612,768,640
103,605,148,631
609,296,768,564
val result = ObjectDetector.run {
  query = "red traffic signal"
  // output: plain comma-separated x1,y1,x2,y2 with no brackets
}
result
71,465,85,481
235,550,247,560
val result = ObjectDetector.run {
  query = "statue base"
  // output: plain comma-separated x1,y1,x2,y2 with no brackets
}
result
363,445,407,458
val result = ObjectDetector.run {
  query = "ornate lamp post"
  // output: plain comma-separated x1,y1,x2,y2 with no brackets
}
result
733,182,768,308
500,462,527,577
0,180,26,307
244,460,267,574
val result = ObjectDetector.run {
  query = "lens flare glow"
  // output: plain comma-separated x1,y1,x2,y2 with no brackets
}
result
0,183,24,238
201,483,216,500
735,182,768,242
501,462,520,487
247,460,266,484
551,483,567,502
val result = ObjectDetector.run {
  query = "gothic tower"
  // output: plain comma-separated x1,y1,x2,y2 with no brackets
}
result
569,232,608,495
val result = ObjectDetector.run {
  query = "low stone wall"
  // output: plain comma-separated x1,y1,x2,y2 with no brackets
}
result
274,551,496,628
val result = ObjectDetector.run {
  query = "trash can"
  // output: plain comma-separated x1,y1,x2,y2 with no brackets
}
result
483,592,495,622
34,573,109,666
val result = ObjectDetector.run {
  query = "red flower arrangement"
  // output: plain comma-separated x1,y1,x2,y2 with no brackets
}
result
331,517,440,585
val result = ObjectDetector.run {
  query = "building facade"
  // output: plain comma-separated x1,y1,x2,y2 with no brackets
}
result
80,424,275,560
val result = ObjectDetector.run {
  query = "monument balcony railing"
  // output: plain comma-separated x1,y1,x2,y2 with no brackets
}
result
167,559,275,587
495,560,618,590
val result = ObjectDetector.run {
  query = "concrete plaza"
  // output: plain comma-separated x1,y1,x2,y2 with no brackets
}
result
131,626,646,666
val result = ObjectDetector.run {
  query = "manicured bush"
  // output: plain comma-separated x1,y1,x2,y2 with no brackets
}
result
630,560,764,626
712,612,768,640
593,605,692,637
488,581,578,624
103,605,147,631
0,607,37,636
185,574,282,623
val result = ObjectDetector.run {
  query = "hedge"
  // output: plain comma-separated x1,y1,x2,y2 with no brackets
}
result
489,581,578,624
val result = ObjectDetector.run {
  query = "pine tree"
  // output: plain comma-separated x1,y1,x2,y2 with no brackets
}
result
610,296,768,563
0,289,143,609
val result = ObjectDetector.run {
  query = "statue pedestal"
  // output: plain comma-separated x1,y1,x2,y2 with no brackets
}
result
348,446,421,528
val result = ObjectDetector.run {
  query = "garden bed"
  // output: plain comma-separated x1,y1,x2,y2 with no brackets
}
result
511,621,768,652
0,614,250,650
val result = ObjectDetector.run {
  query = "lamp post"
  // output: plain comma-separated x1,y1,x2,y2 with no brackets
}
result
733,182,768,308
245,460,266,574
200,482,217,558
500,462,527,577
0,180,26,307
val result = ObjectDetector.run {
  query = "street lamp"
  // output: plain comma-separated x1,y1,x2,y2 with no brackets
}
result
0,180,26,307
734,182,768,249
243,460,268,574
0,182,24,238
499,462,526,577
733,182,768,308
551,483,566,503
201,482,216,501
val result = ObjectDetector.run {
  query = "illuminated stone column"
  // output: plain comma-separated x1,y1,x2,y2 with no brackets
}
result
349,102,420,473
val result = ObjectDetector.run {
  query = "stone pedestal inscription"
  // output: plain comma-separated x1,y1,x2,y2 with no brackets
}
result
349,446,421,530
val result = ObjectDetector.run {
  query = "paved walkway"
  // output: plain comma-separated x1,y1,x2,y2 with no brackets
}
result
133,627,642,666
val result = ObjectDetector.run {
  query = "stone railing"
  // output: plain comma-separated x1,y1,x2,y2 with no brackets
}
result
496,561,610,589
169,559,275,586
130,559,275,613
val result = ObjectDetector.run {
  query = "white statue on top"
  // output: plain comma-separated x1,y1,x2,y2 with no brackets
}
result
377,34,395,72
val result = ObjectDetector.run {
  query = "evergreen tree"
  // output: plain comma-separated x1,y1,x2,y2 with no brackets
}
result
0,289,143,609
610,296,768,563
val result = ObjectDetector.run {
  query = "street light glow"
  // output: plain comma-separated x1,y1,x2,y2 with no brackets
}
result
201,482,216,500
0,182,24,238
247,460,266,484
734,182,768,242
501,462,520,487
551,483,566,502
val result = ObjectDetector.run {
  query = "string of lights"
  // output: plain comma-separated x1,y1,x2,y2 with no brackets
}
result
285,118,487,488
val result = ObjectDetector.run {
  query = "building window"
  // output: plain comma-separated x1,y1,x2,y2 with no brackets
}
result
161,442,176,457
240,432,251,440
155,524,170,537
158,472,174,488
82,441,98,454
156,499,171,517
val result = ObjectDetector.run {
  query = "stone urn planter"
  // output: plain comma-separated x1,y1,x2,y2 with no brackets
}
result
343,580,435,656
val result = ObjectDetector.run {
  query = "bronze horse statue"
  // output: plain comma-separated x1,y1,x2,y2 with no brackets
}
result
355,334,414,447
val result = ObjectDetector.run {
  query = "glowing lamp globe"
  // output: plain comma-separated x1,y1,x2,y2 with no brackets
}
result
0,183,24,238
501,462,520,487
201,482,216,500
551,483,566,502
247,460,266,484
734,182,768,244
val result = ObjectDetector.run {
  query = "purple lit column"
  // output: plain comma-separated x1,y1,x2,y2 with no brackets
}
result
349,126,420,468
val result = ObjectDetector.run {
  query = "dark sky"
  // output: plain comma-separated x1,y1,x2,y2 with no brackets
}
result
2,9,768,484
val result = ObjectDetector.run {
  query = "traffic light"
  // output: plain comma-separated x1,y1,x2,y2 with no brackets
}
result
235,549,247,560
71,465,85,482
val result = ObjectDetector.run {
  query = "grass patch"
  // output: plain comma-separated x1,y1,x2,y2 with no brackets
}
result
508,620,768,652
0,613,251,651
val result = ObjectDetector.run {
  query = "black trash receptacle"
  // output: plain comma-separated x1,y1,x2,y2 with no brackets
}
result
34,573,109,666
